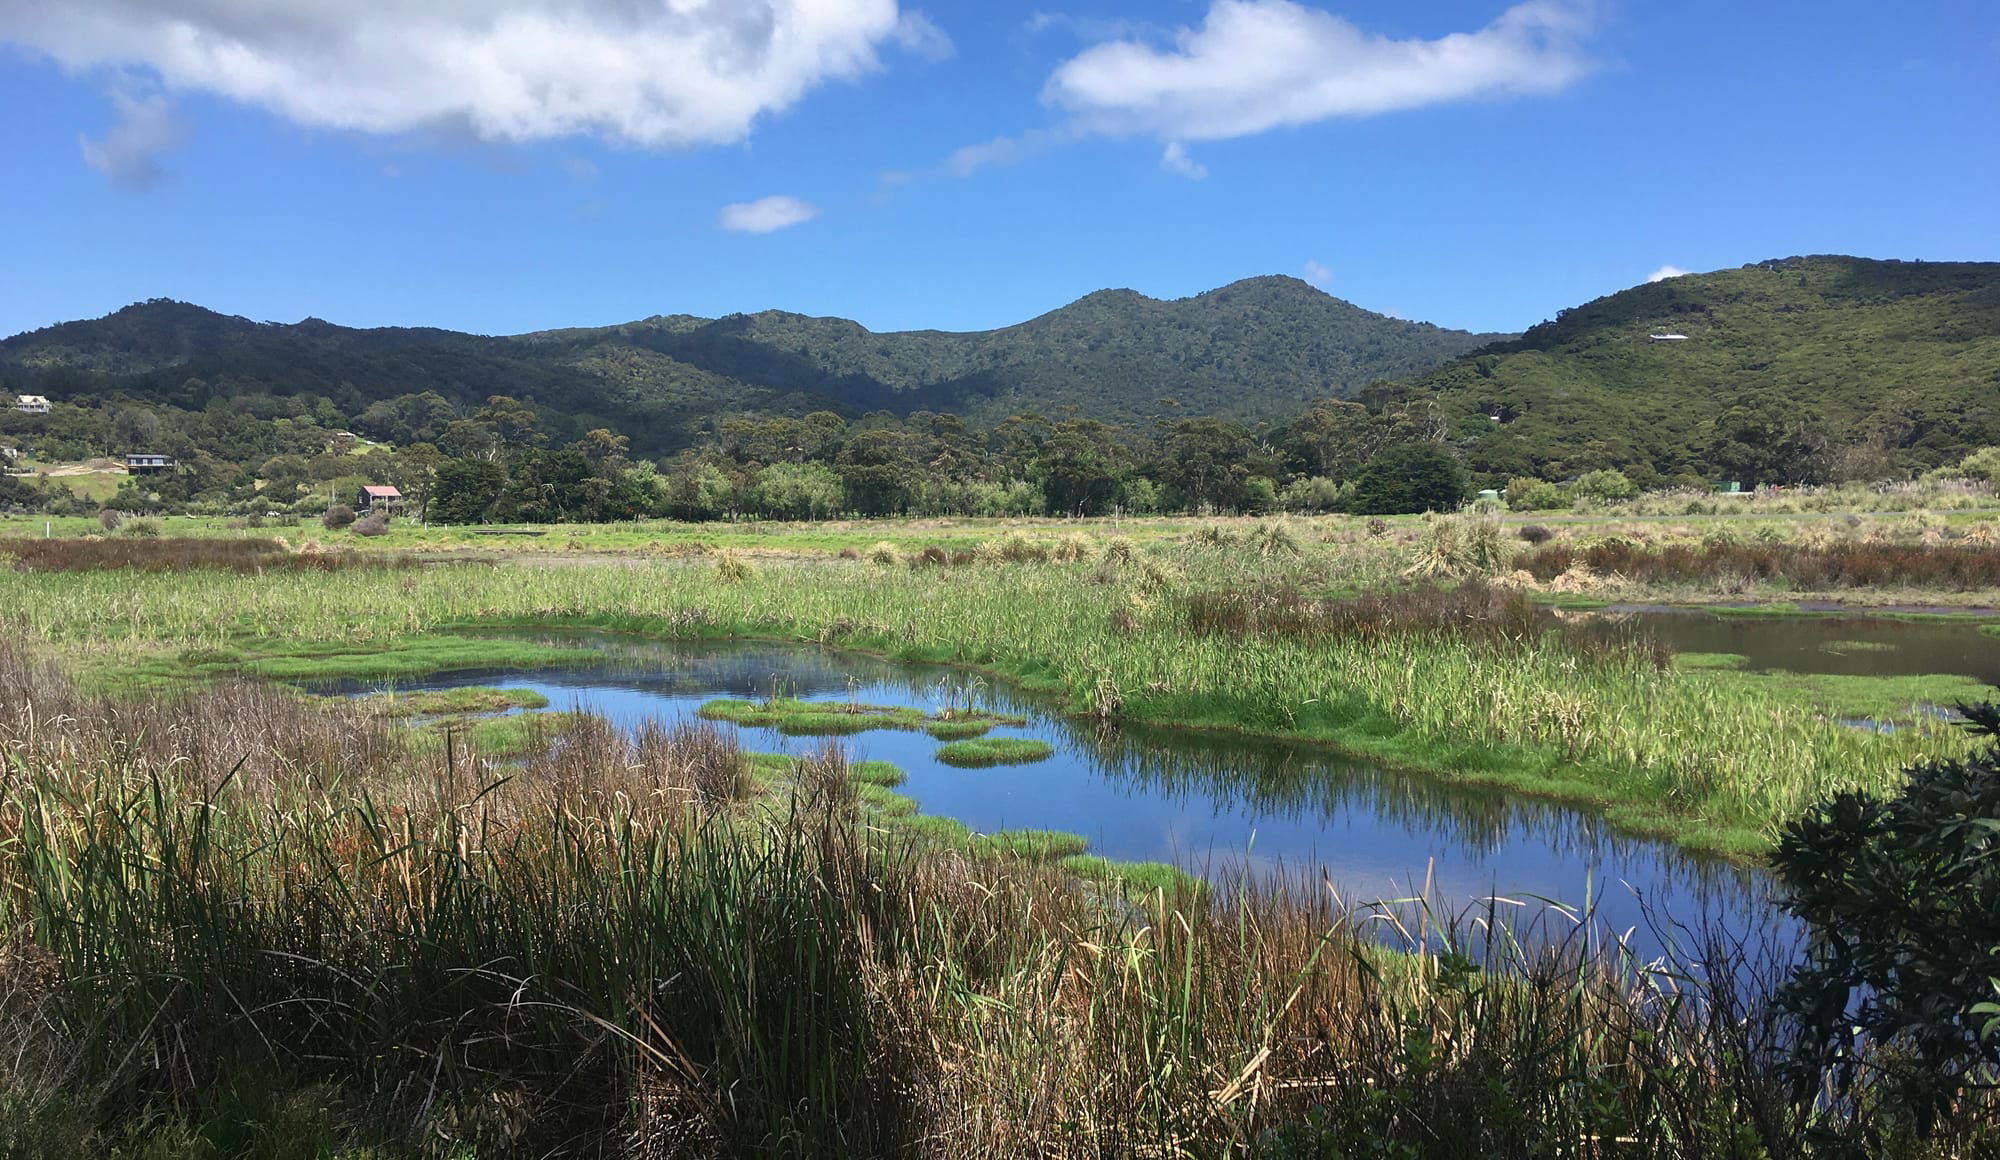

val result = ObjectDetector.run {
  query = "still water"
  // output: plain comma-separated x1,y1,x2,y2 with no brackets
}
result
1607,606,2000,684
348,633,1780,960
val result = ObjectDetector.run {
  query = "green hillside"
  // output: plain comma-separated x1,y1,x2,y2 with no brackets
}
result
1382,256,2000,485
0,278,1501,454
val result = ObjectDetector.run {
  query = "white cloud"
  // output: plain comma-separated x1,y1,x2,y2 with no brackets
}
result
80,90,183,189
941,128,1071,177
1044,0,1594,141
1646,264,1691,283
1303,259,1332,285
718,194,819,233
893,10,954,62
1159,141,1207,179
5,0,910,149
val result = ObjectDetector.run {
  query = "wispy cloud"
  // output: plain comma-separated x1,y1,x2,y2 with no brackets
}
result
79,91,184,189
718,195,820,233
1303,259,1332,286
1045,0,1594,141
894,10,955,62
1159,141,1207,179
1646,264,1691,283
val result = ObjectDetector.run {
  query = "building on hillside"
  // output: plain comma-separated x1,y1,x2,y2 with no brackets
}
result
14,395,50,414
125,453,176,475
357,484,403,512
1647,333,1689,344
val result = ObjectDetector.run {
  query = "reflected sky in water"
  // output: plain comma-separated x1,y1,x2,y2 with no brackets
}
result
342,634,1790,960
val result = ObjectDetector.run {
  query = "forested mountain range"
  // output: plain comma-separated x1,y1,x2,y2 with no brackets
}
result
1366,255,2000,485
0,277,1502,455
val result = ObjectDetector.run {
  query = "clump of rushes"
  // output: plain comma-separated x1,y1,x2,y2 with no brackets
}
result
1052,532,1096,562
935,738,1055,767
697,697,1023,739
714,548,757,583
866,541,901,566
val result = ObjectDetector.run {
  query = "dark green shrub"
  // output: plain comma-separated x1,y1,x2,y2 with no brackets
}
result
1348,444,1466,515
1774,699,2000,1138
321,504,356,530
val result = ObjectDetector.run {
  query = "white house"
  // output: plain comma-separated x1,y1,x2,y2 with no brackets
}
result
13,395,50,414
1648,334,1690,344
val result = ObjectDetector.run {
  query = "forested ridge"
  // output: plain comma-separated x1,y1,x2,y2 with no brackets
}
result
3,255,1998,523
0,275,1499,455
1374,255,2000,485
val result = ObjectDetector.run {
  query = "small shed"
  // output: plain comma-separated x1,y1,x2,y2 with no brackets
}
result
125,453,176,475
357,484,403,512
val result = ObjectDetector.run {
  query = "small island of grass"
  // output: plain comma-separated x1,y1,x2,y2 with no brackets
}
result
934,738,1055,767
698,696,1025,739
357,685,551,718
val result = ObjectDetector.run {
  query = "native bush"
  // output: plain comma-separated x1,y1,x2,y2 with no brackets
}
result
1572,470,1640,502
1504,476,1570,512
1774,699,2000,1140
1348,443,1466,515
322,504,356,530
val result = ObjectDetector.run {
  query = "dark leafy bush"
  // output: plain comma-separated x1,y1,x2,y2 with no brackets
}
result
1348,443,1467,515
322,504,356,530
353,512,390,537
1518,524,1554,545
1774,699,2000,1141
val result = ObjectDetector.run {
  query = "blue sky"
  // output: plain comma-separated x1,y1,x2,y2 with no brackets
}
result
1,1,1995,340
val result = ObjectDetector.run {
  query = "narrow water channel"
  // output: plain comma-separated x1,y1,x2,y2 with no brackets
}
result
345,633,1784,961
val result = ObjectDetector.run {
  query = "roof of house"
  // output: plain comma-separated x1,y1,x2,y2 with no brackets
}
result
361,485,403,497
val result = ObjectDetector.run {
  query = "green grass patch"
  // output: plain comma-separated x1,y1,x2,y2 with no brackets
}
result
1701,669,1990,722
404,710,588,758
1675,652,1749,671
1819,639,1898,654
697,696,1023,739
1058,854,1202,896
970,828,1088,861
934,738,1055,767
884,813,974,850
850,760,906,786
230,635,597,683
857,783,918,817
354,685,550,718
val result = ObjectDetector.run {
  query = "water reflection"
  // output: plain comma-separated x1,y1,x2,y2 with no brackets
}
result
345,634,1787,960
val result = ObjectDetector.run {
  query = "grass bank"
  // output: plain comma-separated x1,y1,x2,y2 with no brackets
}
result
0,548,1972,858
